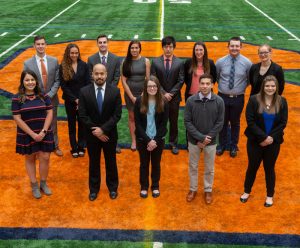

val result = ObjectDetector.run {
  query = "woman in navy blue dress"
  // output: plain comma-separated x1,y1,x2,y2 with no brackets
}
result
60,43,90,158
12,70,55,199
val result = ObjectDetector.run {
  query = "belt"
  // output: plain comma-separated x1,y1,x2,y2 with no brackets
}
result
219,92,244,98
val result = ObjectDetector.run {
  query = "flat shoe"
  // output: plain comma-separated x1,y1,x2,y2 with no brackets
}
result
240,193,250,203
140,190,148,198
152,189,160,198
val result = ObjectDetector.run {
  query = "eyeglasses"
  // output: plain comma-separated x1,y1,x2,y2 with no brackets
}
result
258,51,270,55
147,85,158,89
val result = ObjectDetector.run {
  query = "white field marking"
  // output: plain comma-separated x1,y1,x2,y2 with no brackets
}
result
20,34,36,37
245,0,300,42
1,32,8,36
169,0,191,3
81,34,86,38
240,36,245,40
0,0,81,58
160,0,164,39
108,34,113,39
186,35,192,40
134,34,139,39
152,37,161,40
266,36,273,40
288,38,298,40
213,36,218,40
54,33,61,37
134,0,156,3
153,242,163,248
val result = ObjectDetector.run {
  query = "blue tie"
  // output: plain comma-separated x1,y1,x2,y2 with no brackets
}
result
229,57,235,90
97,87,103,114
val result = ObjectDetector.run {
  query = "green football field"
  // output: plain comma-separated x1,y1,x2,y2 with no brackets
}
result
0,1,299,247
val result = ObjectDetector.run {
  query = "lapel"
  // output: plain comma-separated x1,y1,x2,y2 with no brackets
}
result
106,52,112,69
102,83,112,113
31,56,44,90
88,84,99,113
158,56,168,79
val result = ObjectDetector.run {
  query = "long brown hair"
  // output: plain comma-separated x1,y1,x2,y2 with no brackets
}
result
61,43,81,81
189,41,210,75
18,70,44,103
122,40,142,78
140,75,165,114
256,75,282,114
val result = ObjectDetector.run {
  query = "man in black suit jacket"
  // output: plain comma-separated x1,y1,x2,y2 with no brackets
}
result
87,34,121,153
151,36,184,154
79,64,122,201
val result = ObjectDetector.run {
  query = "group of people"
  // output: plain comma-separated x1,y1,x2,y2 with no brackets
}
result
12,34,288,208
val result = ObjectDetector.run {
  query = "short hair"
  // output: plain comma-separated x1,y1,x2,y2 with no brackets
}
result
34,35,46,43
162,36,176,48
228,36,241,46
199,73,213,83
97,34,108,42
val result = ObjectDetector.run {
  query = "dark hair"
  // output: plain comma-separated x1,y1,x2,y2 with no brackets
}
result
34,35,46,43
18,70,43,103
140,75,165,114
61,43,81,81
97,34,108,42
256,75,281,114
190,41,210,75
199,73,213,83
122,40,142,78
162,36,176,48
228,36,241,46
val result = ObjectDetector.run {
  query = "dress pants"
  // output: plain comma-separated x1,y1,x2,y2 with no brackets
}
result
218,93,244,149
65,101,86,151
188,142,217,192
87,140,119,194
244,139,280,197
168,99,180,146
137,139,164,191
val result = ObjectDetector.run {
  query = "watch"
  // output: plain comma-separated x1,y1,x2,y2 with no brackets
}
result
42,129,47,134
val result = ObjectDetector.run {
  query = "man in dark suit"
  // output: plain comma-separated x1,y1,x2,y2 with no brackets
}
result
87,34,122,153
151,36,184,155
79,64,122,201
24,35,63,156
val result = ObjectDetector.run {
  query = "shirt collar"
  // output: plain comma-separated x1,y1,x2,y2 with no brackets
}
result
163,55,173,61
94,82,106,92
35,54,47,61
99,52,108,58
199,92,211,100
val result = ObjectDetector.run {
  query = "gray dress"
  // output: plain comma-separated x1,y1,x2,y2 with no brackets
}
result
124,56,146,110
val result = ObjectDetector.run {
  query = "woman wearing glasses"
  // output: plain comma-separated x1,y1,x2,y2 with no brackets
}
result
249,44,285,96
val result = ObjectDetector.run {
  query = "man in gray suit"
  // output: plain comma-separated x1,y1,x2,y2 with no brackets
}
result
151,36,184,155
87,34,121,153
24,35,63,156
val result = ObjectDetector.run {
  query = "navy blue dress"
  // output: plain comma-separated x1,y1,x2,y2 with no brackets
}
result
11,94,55,155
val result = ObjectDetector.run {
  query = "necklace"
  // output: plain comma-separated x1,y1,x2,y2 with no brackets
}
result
266,104,271,110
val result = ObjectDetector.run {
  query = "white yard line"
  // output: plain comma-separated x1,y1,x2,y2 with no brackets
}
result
186,35,192,40
81,34,86,38
240,36,245,40
134,34,139,39
213,36,218,40
266,36,273,40
0,32,8,37
160,0,165,40
54,33,61,37
245,0,300,42
0,0,81,58
108,34,113,39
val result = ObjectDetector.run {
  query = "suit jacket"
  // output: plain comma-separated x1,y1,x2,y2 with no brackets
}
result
184,58,217,100
24,55,60,106
151,55,184,102
249,61,285,95
87,52,120,86
134,97,169,144
78,83,122,143
244,95,288,144
59,59,90,102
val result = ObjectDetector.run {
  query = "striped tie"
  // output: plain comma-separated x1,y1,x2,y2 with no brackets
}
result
229,57,235,90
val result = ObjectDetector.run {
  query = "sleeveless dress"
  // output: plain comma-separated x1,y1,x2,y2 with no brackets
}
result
11,94,55,155
124,56,146,110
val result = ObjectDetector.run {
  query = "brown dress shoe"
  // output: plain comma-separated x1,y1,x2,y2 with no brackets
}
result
186,191,197,202
54,147,63,157
205,192,213,204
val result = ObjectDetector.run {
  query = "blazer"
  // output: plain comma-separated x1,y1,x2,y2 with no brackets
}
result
59,59,90,102
78,83,122,143
134,97,169,144
244,95,288,144
24,55,60,106
87,52,120,86
184,58,217,100
151,55,184,102
249,61,285,95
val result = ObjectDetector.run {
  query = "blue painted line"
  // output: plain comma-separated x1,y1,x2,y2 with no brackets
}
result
0,228,299,247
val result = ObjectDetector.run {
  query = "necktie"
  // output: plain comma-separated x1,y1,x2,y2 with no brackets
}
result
40,58,48,91
229,57,235,90
101,56,106,65
97,87,103,114
165,58,170,75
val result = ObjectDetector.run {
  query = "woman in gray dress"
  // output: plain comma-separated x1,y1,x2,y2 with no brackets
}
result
121,40,150,151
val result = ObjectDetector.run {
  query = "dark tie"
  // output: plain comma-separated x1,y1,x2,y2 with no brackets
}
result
101,56,106,65
229,57,235,89
202,97,208,103
97,87,103,114
165,58,170,75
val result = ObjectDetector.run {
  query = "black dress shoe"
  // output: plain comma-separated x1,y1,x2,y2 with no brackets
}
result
140,190,148,198
216,146,225,156
89,192,97,201
230,148,237,158
109,191,118,200
240,196,249,203
152,190,160,198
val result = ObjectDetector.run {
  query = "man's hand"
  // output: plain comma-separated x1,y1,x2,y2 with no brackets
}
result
164,93,173,102
203,136,212,145
147,140,157,151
